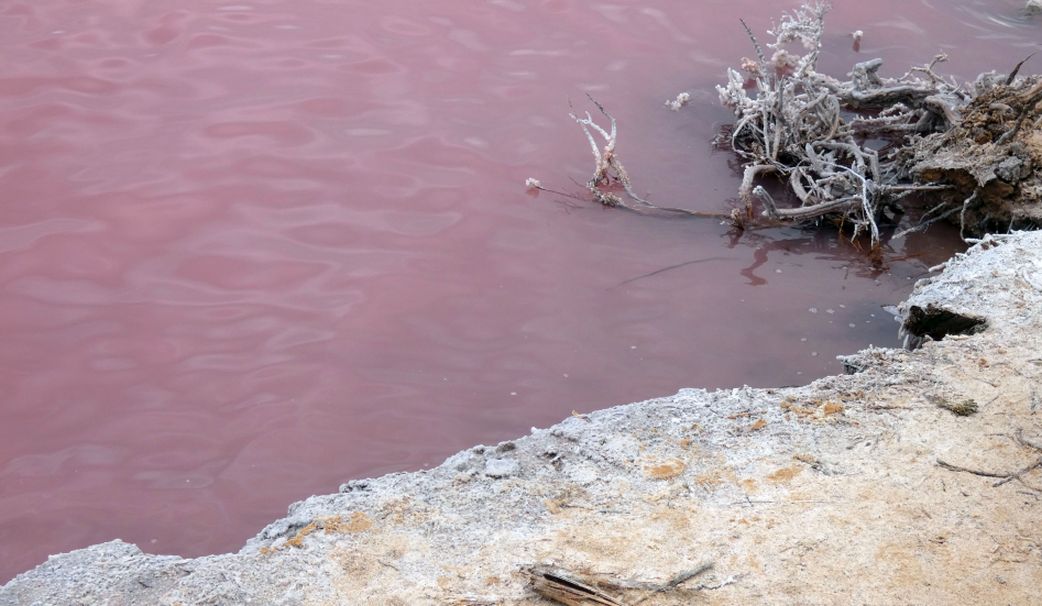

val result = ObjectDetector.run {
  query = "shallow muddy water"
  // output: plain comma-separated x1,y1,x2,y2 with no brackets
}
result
0,0,1037,581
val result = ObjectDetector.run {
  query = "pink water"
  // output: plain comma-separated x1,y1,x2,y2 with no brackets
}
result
1,0,1037,582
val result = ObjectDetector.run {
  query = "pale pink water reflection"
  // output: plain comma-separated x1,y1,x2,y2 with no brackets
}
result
0,0,1037,581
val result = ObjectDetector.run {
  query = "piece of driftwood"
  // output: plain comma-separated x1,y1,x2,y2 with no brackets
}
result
529,566,625,606
527,563,714,606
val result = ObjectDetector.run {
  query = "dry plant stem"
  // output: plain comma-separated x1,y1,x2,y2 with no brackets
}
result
738,18,766,65
1005,51,1037,86
936,460,1011,479
625,563,714,606
996,80,1042,144
938,457,1042,491
992,457,1042,488
892,204,962,239
570,96,650,209
595,563,714,593
569,97,732,220
532,185,589,202
936,429,1042,492
754,186,858,220
907,54,952,87
958,190,980,240
740,164,776,203
615,257,728,287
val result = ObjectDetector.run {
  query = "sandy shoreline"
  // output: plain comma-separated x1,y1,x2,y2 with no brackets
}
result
3,231,1041,605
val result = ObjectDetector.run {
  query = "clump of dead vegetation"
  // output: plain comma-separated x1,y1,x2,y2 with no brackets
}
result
533,2,1042,252
715,1,1042,248
906,73,1042,236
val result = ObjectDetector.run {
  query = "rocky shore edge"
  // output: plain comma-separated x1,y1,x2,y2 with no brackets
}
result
3,231,1042,605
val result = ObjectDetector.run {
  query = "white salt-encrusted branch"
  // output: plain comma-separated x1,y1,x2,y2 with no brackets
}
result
715,1,972,248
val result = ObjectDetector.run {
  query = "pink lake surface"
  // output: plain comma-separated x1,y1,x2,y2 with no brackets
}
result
0,0,1038,582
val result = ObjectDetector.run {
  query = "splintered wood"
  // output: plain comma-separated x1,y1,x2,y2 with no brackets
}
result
529,567,625,606
527,563,713,606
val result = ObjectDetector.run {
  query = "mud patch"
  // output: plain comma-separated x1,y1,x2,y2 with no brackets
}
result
901,303,987,349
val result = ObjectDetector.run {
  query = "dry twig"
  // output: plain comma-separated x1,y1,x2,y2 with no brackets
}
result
567,95,731,220
936,429,1042,492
